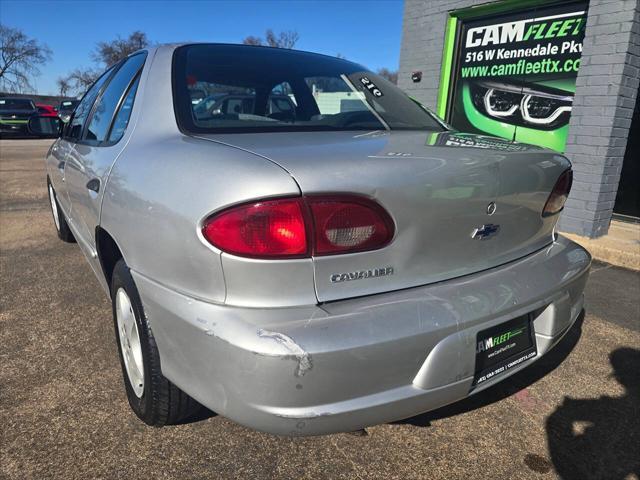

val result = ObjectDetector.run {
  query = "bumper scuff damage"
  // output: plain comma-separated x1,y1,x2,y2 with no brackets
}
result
131,236,590,436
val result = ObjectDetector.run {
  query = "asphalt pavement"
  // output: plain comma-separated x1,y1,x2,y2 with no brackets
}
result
1,139,639,480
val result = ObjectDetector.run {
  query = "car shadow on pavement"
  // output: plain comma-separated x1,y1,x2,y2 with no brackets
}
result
546,347,640,480
396,311,586,428
174,406,217,425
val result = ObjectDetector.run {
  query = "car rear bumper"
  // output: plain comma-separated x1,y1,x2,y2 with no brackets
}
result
132,235,590,436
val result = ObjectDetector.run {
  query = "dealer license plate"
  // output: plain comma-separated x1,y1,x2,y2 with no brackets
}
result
473,314,537,387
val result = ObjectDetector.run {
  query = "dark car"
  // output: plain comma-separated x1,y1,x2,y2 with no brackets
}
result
57,99,80,120
0,97,37,137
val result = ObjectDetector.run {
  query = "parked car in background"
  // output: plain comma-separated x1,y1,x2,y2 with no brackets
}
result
57,99,79,121
0,97,37,137
31,44,590,437
36,104,58,117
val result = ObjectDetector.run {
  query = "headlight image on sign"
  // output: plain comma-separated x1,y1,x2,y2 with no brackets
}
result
447,1,588,152
470,81,573,128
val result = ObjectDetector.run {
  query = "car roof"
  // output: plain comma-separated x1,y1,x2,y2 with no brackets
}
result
148,43,365,69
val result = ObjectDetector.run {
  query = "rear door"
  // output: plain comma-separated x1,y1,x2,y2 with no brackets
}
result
64,53,146,253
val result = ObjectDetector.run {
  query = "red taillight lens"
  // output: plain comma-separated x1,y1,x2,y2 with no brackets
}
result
542,169,573,217
202,198,308,257
202,195,394,258
308,197,394,255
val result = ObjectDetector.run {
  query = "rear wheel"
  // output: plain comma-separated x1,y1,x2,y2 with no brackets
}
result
47,180,75,243
111,259,201,426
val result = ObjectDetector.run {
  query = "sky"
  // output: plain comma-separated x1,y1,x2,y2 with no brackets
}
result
1,0,405,95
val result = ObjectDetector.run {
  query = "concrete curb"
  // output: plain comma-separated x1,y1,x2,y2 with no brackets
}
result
560,221,640,271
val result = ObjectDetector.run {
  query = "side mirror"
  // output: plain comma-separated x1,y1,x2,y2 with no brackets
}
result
28,116,63,138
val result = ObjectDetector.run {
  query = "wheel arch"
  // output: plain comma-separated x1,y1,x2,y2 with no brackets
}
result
96,226,125,294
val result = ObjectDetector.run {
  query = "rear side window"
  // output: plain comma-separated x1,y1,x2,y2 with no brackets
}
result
66,67,114,141
108,75,141,143
84,53,146,144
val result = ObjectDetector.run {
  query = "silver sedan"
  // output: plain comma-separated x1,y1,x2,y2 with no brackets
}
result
34,43,590,436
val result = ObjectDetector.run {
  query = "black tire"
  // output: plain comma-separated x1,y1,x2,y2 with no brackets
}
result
111,259,201,426
47,179,75,243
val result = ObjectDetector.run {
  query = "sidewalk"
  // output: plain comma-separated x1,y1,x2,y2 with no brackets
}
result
561,220,640,271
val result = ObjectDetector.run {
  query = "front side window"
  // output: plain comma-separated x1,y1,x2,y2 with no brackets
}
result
65,67,114,141
173,44,445,134
84,53,146,144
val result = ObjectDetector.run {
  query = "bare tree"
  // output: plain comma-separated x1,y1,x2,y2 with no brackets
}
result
63,68,100,95
265,29,299,49
377,67,398,85
242,29,299,49
0,24,52,92
242,36,263,46
92,30,149,66
60,31,151,96
56,76,71,96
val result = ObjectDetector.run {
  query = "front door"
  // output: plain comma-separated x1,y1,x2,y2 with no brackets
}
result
46,137,75,215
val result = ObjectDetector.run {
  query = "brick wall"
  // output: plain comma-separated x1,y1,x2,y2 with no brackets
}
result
399,0,640,238
560,0,639,237
399,0,480,109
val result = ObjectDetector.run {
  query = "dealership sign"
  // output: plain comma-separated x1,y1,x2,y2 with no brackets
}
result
445,2,588,152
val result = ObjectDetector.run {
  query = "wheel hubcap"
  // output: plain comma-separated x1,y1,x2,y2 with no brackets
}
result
115,288,144,398
48,185,60,231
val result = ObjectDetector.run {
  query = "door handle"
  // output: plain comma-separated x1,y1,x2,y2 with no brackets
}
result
86,178,100,194
57,161,65,172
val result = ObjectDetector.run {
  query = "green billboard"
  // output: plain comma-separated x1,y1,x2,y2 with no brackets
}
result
441,1,588,152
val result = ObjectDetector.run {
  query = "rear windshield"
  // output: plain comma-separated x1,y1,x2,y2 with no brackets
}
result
0,98,35,111
173,44,445,134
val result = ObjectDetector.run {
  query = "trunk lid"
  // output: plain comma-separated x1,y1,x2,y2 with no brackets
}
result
200,130,570,302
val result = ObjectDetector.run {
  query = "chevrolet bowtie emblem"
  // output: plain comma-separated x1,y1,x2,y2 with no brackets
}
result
471,224,500,240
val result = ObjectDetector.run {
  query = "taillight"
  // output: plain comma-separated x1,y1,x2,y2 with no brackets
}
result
308,196,394,255
202,195,394,258
542,169,573,217
202,198,309,258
